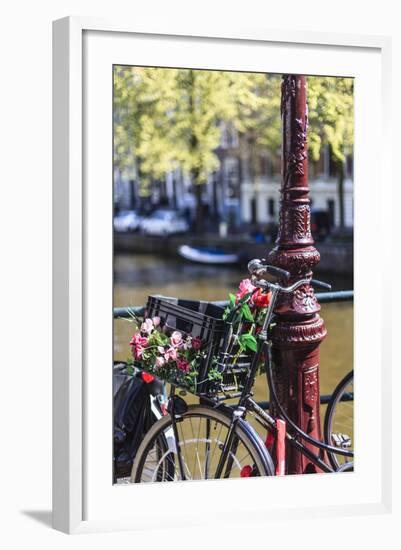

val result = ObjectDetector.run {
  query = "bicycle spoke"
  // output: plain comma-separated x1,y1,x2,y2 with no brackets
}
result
204,418,211,479
176,424,193,480
324,373,354,470
234,450,252,465
209,422,225,469
134,408,274,482
188,416,198,478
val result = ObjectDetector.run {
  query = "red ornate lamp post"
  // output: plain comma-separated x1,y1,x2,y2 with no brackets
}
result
268,75,327,474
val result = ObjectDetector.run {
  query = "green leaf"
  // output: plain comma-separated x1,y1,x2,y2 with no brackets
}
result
241,303,254,322
222,307,230,321
238,292,252,305
239,333,258,352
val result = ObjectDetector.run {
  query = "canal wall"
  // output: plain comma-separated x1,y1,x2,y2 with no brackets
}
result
114,233,353,275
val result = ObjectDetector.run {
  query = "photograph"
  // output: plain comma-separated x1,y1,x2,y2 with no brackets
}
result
112,66,354,483
1,0,394,542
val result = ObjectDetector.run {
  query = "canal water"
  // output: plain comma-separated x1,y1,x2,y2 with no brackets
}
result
113,253,353,452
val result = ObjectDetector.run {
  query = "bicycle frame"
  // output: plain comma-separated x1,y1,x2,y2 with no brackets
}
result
166,279,353,478
208,284,352,477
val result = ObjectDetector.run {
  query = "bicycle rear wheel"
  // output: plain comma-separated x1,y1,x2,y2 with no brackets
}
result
324,370,354,470
131,405,274,482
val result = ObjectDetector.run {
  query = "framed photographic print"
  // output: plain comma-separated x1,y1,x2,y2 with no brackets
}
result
52,16,392,534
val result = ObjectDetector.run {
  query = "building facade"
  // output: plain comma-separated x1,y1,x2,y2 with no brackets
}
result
115,126,354,230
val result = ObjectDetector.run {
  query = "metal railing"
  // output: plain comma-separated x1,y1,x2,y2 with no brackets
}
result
113,290,353,319
114,290,353,408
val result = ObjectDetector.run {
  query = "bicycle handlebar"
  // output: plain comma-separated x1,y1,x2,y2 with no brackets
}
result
310,278,332,290
248,258,332,292
247,259,290,281
251,277,309,292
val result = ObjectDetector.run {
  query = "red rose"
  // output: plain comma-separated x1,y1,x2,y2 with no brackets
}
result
177,359,190,373
192,337,202,350
253,289,272,308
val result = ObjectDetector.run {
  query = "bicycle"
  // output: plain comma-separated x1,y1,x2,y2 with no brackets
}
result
131,260,354,482
324,369,354,470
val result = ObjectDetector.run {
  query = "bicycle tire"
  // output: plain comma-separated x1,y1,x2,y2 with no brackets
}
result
324,370,354,470
131,405,274,482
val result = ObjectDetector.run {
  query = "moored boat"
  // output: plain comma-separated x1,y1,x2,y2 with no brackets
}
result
178,244,240,265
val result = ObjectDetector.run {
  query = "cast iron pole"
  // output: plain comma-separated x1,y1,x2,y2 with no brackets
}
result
268,75,327,474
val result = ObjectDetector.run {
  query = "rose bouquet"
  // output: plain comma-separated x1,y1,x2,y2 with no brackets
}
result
221,278,272,366
128,315,221,392
125,280,272,395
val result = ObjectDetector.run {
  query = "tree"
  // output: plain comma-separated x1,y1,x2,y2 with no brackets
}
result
114,66,181,200
114,66,266,231
114,68,353,231
237,75,353,230
234,73,282,181
307,77,354,229
173,69,264,232
173,69,229,232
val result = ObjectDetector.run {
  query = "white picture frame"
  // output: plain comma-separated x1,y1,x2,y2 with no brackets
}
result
52,16,392,534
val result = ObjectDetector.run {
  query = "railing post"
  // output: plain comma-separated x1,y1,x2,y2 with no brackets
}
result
268,75,327,474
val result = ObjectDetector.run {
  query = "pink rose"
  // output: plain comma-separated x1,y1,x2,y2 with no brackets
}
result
192,337,202,350
130,333,148,347
152,316,161,327
177,359,190,373
170,331,183,347
155,356,165,367
140,318,154,335
236,278,256,302
130,333,148,360
134,346,145,359
164,347,178,362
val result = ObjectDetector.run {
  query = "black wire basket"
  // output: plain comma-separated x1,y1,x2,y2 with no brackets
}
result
211,321,255,399
136,295,254,399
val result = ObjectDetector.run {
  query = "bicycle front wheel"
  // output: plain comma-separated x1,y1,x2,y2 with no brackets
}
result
324,370,354,470
131,405,274,482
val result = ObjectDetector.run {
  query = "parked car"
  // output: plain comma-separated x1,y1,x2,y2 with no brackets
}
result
139,209,190,236
114,211,143,232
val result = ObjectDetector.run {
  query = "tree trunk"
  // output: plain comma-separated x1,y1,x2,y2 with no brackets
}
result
193,178,204,234
129,179,136,210
337,161,345,230
212,174,219,221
